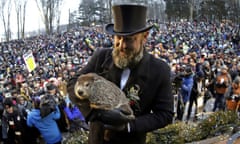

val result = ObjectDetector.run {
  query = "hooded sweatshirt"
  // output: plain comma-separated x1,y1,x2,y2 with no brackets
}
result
27,106,62,144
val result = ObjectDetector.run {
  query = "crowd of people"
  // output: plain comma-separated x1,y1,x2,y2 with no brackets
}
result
0,13,239,143
0,28,98,143
152,20,240,121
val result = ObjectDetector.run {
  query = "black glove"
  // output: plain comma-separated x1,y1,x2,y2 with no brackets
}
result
104,123,127,131
86,108,134,125
2,138,7,144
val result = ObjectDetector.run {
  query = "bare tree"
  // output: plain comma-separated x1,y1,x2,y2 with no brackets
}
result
14,0,27,39
0,0,12,42
189,0,194,22
35,0,63,35
108,0,112,23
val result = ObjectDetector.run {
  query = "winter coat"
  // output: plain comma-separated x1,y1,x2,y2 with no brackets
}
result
64,105,85,121
68,48,174,144
1,107,29,144
27,106,62,144
181,75,194,103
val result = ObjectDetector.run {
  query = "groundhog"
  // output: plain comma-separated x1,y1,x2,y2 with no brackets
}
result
74,73,134,118
68,73,135,144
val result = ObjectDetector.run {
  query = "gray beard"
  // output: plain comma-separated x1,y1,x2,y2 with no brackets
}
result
112,47,144,69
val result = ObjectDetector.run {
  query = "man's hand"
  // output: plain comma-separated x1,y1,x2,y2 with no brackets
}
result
87,108,133,125
104,123,127,131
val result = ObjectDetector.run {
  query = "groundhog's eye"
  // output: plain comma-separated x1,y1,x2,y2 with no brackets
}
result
85,82,89,87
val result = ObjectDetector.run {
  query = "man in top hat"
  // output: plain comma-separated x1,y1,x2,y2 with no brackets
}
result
67,3,173,144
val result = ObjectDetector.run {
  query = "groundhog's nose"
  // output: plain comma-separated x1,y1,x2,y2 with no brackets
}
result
78,90,83,96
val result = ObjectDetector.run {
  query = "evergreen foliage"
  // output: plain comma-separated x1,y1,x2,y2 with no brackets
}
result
64,111,239,143
146,111,239,144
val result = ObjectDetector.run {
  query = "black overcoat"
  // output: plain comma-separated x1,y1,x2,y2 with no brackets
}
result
70,48,174,144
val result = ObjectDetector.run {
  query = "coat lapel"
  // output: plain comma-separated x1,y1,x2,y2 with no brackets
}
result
99,50,152,115
123,51,150,92
99,50,150,97
100,54,122,87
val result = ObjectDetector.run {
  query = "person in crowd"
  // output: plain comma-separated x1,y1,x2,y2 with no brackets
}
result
27,97,62,144
226,76,240,111
229,63,240,81
19,82,32,101
15,70,25,90
170,61,182,95
40,84,59,117
181,66,194,106
187,71,204,121
202,60,215,107
177,65,194,121
231,76,240,96
68,68,76,79
63,102,89,132
212,59,225,78
31,79,45,97
57,75,68,98
43,82,69,132
16,95,32,116
213,65,232,111
67,4,174,144
1,97,35,144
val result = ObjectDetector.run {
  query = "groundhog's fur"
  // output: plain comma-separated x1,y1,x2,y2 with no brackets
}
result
74,73,134,118
68,73,135,144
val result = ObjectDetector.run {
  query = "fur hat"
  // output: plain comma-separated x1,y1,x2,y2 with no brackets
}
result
105,4,152,36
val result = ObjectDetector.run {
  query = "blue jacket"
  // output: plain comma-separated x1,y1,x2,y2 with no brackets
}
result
181,75,194,103
27,106,62,144
64,105,85,121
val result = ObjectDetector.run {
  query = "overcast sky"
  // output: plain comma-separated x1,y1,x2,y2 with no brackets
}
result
0,0,80,37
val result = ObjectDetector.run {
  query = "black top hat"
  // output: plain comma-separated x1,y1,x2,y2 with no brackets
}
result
105,4,152,36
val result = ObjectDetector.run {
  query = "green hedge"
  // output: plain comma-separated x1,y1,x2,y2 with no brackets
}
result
63,130,89,144
63,111,239,144
146,111,239,144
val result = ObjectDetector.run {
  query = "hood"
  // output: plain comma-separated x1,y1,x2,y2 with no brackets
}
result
29,109,42,120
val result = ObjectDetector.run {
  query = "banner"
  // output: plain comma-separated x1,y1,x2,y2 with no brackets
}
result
23,51,36,72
